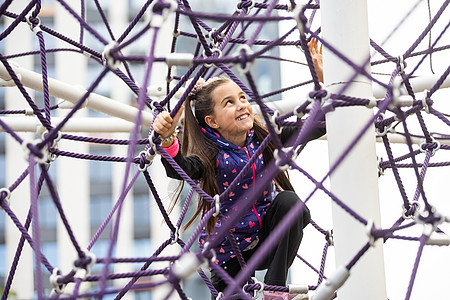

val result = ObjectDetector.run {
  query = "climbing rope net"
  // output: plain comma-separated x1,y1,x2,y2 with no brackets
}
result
0,0,450,299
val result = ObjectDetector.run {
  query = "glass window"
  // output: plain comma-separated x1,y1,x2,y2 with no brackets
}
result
133,193,150,239
0,244,5,276
89,146,112,183
0,154,5,187
39,196,57,229
41,242,58,268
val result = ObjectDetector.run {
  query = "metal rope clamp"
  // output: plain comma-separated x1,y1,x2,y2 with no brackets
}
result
25,13,42,34
170,227,179,245
396,55,406,74
419,136,440,157
325,229,334,246
242,276,264,300
314,84,332,112
208,28,220,48
236,0,255,15
414,205,444,231
213,194,221,218
41,130,62,162
365,219,376,247
0,188,11,209
274,147,295,171
375,114,393,137
270,110,282,135
147,0,177,28
233,44,254,75
377,156,385,176
136,145,156,172
22,138,49,164
202,47,222,69
402,201,420,220
293,101,309,119
421,89,431,114
50,268,66,295
73,250,97,280
202,242,217,266
102,41,121,70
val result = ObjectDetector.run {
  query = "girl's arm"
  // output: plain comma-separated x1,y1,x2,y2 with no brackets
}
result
160,148,204,180
281,111,326,146
153,107,204,180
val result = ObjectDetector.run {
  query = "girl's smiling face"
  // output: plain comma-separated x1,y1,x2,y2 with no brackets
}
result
204,80,254,147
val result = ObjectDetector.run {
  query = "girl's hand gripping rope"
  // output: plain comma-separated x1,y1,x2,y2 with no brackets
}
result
153,106,184,147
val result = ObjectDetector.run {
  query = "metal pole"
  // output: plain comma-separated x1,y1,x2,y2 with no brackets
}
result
0,116,136,133
319,0,387,299
0,62,153,128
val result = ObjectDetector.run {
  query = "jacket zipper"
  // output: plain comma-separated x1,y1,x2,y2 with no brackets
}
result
243,147,262,228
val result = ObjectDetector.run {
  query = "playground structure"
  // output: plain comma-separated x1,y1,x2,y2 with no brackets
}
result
0,0,450,299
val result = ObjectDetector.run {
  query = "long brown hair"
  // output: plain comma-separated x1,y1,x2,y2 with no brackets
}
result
179,77,294,234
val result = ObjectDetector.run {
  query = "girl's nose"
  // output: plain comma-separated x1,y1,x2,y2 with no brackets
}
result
237,99,246,110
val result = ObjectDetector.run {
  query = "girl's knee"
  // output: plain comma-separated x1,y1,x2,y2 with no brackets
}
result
275,191,310,225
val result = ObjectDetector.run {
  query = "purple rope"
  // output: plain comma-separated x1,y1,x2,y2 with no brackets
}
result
0,54,51,129
55,0,108,45
52,149,133,163
405,18,450,79
176,7,294,22
247,0,279,46
0,0,13,16
403,0,450,58
114,239,172,299
38,67,110,149
1,207,33,300
0,118,24,147
29,157,44,299
404,234,429,300
62,134,148,145
2,11,102,58
99,25,162,295
36,30,52,127
0,200,53,272
412,150,432,204
40,165,84,257
117,0,154,44
398,112,432,211
179,30,302,46
2,0,450,298
94,0,116,41
1,171,46,300
143,171,176,233
381,135,410,209
0,0,39,40
87,171,139,249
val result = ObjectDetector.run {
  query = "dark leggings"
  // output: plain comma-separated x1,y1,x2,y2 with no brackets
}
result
210,191,311,295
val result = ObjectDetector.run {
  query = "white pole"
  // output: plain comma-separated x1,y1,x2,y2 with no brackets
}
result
0,62,154,128
0,116,136,133
373,74,450,99
4,1,35,296
319,0,387,299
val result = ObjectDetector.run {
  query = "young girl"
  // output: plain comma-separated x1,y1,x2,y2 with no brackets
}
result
153,46,324,300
